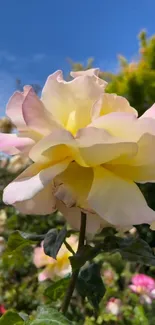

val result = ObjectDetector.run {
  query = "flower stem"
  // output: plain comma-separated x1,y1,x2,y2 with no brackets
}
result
61,211,87,315
64,239,75,255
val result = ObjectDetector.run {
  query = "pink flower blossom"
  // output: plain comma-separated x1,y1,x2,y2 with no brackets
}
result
103,269,115,286
106,298,121,316
0,305,6,314
129,274,155,304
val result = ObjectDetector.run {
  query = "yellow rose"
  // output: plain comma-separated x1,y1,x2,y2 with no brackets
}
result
1,69,155,233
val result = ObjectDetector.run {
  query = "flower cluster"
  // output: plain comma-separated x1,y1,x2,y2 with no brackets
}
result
1,69,155,233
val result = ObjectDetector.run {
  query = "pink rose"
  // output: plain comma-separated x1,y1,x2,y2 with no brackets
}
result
129,274,155,304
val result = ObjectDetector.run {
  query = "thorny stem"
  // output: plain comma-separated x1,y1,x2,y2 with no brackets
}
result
61,211,87,315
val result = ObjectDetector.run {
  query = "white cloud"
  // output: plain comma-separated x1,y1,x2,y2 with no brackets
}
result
0,51,17,64
31,53,47,62
0,49,48,69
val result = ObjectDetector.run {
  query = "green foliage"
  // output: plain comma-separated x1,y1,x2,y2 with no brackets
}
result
77,263,105,309
70,235,155,272
104,236,155,266
0,307,72,325
2,231,39,267
44,277,71,301
70,245,100,270
0,311,24,325
26,306,72,325
7,231,36,252
98,30,155,117
69,58,94,72
43,226,67,259
133,306,149,325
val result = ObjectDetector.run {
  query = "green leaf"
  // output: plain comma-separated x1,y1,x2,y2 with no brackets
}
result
43,226,67,259
44,277,71,301
43,229,58,255
18,313,29,321
3,230,37,266
17,232,45,242
104,236,155,266
7,231,35,252
26,306,72,325
76,263,105,309
70,244,102,270
94,227,116,240
133,306,149,325
70,235,155,271
120,238,155,265
0,311,24,325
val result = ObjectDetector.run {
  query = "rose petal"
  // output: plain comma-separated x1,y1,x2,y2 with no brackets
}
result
41,72,73,126
75,127,137,166
106,163,155,184
70,68,100,78
38,266,55,281
88,166,155,226
90,112,137,139
56,200,107,234
47,70,64,82
6,86,48,143
6,86,31,130
13,183,56,215
55,161,93,208
140,104,155,119
3,159,71,215
33,246,54,268
3,159,70,204
91,96,103,121
29,127,87,167
58,265,72,277
41,73,102,133
91,112,155,142
132,274,155,290
100,93,138,117
70,68,107,89
106,133,155,183
0,133,34,155
29,128,75,163
22,87,57,135
129,285,138,293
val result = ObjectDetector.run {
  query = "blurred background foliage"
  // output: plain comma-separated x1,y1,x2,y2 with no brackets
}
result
106,30,155,115
1,30,155,324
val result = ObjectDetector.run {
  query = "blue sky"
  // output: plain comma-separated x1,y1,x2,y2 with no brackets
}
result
0,0,155,115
